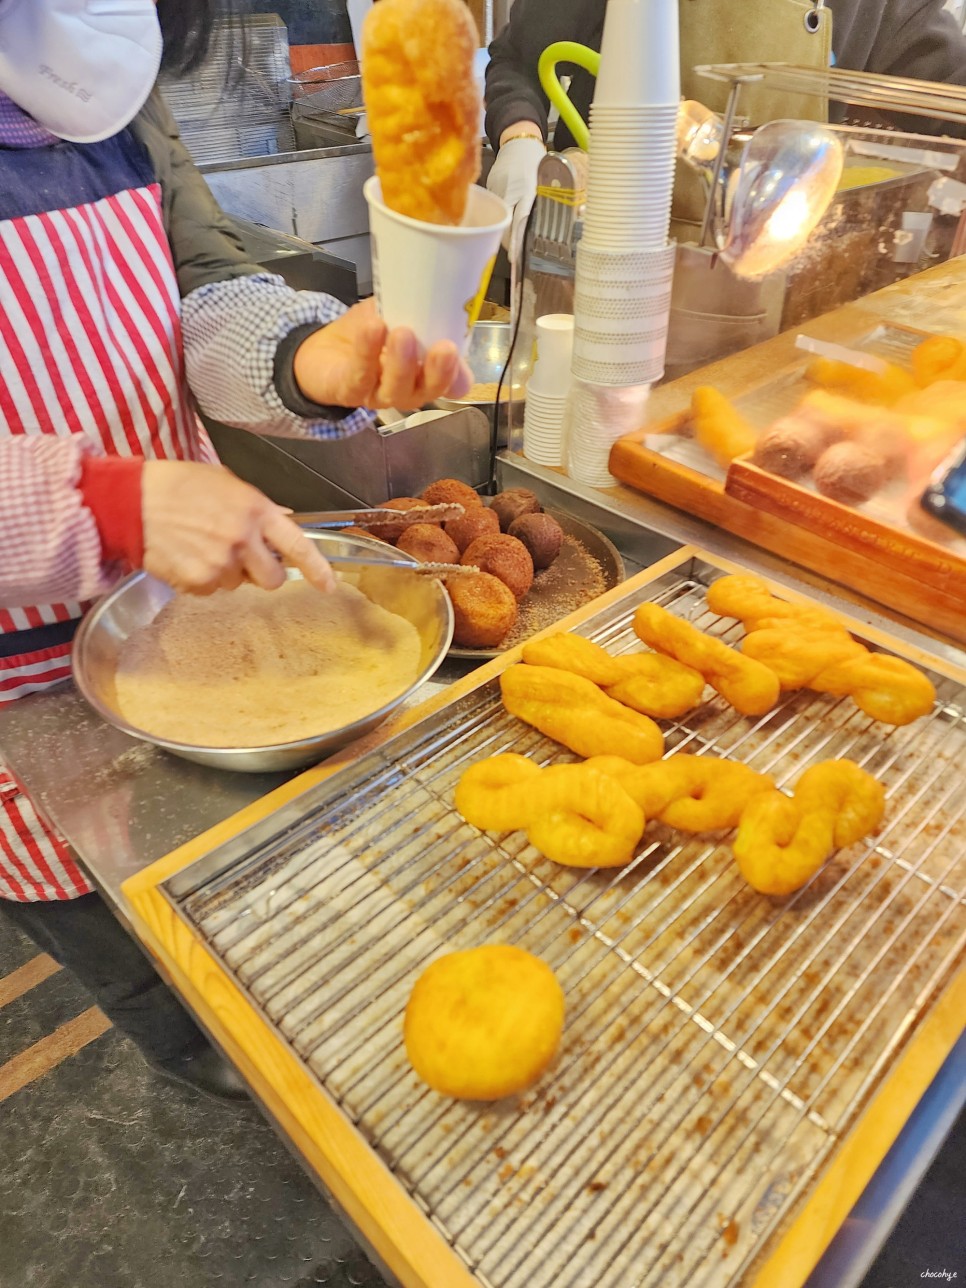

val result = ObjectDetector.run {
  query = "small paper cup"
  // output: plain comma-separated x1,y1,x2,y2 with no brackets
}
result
364,177,510,353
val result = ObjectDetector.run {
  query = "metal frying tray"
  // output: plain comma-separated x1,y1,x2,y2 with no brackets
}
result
149,555,966,1288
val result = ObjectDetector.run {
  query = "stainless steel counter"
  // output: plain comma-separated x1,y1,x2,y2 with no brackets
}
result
0,464,961,1288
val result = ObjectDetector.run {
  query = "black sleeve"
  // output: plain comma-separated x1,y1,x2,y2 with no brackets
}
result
484,0,589,149
874,0,966,86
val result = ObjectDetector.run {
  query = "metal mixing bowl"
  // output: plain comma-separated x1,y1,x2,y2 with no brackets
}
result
71,532,454,773
435,321,529,443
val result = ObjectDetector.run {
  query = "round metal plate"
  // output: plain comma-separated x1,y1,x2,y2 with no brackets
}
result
448,507,625,660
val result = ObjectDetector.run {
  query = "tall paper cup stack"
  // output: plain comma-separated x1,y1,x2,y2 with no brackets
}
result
523,314,574,466
567,0,679,484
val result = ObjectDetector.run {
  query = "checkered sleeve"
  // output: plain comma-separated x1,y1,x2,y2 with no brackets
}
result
180,273,375,439
0,437,117,609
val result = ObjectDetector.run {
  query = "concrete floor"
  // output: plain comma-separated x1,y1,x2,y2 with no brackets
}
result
1,916,962,1288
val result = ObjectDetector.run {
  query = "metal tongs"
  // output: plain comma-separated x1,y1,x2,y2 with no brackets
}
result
325,554,479,578
295,503,466,529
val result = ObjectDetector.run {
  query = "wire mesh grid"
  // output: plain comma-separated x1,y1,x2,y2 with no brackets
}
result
164,559,966,1288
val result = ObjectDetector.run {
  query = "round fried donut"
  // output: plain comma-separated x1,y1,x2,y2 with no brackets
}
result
446,572,518,648
367,497,431,543
445,506,500,554
421,478,482,509
396,523,460,563
404,945,565,1100
462,534,534,600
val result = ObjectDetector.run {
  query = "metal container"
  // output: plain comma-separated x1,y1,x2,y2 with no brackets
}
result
71,532,454,773
436,321,530,446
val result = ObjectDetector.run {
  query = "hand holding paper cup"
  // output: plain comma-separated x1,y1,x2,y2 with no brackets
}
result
360,0,508,352
364,177,510,353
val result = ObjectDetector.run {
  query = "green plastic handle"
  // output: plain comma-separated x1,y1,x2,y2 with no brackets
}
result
537,40,600,152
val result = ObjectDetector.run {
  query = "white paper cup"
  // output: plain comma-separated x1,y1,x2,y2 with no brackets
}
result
593,0,679,107
529,314,576,395
364,177,510,353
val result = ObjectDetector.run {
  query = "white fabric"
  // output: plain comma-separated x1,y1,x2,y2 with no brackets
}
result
0,0,162,143
486,135,546,265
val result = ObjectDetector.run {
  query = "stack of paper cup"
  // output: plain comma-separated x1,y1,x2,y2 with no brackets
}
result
523,314,574,466
571,242,676,386
564,378,650,487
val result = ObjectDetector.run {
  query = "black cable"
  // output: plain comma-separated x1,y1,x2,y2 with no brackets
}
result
489,198,539,493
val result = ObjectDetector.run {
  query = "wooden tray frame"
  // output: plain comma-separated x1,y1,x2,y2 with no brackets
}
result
122,548,966,1288
609,417,966,644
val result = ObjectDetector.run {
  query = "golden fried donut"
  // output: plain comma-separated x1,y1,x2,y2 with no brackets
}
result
587,753,774,832
734,792,837,897
446,571,517,648
455,756,645,867
362,0,481,226
808,653,936,725
522,633,705,719
404,945,565,1099
706,574,845,634
733,757,885,895
741,627,868,690
632,603,780,717
525,764,645,867
500,664,664,764
367,497,431,543
793,759,885,848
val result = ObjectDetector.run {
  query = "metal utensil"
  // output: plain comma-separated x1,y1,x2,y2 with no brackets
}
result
295,503,465,529
327,555,479,578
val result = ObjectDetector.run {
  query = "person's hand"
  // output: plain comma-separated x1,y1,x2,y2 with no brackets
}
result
141,460,335,596
486,133,546,265
292,299,472,410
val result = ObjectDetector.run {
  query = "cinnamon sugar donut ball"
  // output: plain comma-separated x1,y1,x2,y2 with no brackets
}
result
397,523,460,564
368,497,432,543
814,441,888,504
489,487,542,531
420,478,482,510
752,423,827,480
507,513,564,570
446,572,518,648
445,505,500,553
462,534,534,600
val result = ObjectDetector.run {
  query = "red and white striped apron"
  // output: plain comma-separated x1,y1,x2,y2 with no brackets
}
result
0,143,214,901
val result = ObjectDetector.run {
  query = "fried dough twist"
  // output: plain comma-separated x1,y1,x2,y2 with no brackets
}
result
361,0,481,225
632,603,780,716
455,754,645,868
706,574,845,634
584,753,775,832
522,633,705,719
708,575,936,726
734,758,885,895
500,664,665,764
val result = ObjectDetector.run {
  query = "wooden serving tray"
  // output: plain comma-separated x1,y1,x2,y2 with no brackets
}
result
608,259,966,642
121,549,966,1288
610,421,966,643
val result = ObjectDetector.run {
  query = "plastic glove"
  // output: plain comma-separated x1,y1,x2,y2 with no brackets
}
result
486,135,547,265
141,461,336,597
293,298,472,410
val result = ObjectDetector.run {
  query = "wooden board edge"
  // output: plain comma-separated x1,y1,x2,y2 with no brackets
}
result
749,965,966,1288
124,883,480,1288
727,458,966,593
122,548,704,901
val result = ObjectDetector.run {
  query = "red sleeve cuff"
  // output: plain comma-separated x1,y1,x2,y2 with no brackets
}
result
78,455,145,567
